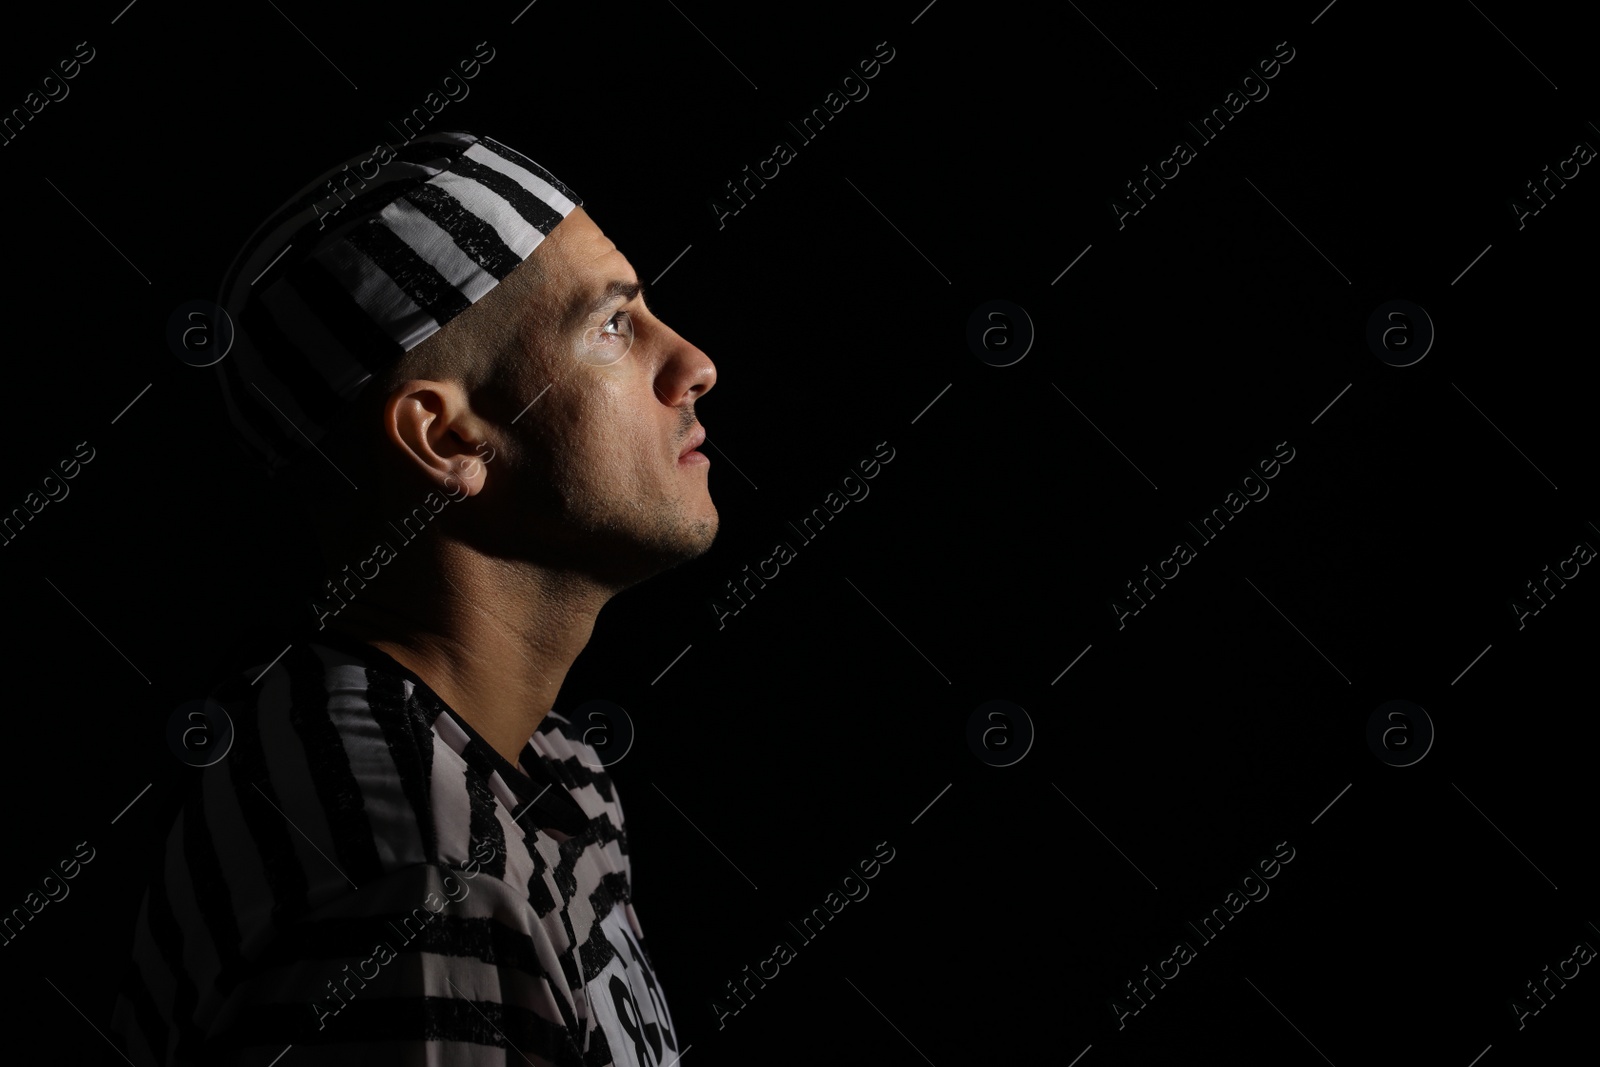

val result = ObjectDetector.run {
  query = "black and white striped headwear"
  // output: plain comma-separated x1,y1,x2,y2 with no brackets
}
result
215,131,580,477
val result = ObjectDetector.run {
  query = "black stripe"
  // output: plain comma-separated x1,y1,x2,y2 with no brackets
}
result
549,809,624,869
402,181,522,280
458,715,588,837
344,222,472,328
394,136,467,165
285,256,406,384
506,823,565,1006
551,747,618,806
286,645,387,885
576,915,618,983
364,668,437,865
534,715,617,809
459,746,509,882
546,839,593,999
449,155,565,237
598,871,631,912
411,681,450,731
519,822,559,919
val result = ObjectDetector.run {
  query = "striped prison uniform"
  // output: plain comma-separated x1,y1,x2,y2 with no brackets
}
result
108,630,679,1066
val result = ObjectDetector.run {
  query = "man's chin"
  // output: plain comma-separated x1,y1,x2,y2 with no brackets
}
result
659,516,719,568
597,517,719,585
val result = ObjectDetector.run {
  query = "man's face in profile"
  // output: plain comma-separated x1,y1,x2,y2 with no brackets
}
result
472,205,719,583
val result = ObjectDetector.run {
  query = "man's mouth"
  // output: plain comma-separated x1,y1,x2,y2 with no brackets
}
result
678,426,708,466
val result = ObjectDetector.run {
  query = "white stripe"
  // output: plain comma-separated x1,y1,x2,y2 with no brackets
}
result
429,170,549,261
562,871,601,971
485,768,520,813
433,708,471,755
464,142,577,217
428,711,477,864
378,201,499,306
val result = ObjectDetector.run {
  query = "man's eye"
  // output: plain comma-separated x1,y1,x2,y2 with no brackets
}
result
577,309,636,366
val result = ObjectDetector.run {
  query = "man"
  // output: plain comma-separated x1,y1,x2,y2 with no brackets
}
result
110,131,715,1065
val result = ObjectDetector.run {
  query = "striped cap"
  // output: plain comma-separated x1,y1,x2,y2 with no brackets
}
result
214,131,581,477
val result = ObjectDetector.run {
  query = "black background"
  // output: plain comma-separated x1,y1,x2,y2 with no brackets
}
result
1,1,1595,1064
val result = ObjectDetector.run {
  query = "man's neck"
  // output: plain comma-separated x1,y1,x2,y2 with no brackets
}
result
324,550,611,767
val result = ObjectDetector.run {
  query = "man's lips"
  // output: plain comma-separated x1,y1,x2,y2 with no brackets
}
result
678,426,708,465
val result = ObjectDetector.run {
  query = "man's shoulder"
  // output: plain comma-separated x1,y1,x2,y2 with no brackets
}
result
210,636,438,757
195,637,447,875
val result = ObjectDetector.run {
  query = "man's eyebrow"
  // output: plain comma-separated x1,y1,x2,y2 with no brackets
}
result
570,278,649,326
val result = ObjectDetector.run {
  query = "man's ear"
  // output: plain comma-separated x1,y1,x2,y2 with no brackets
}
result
383,380,492,498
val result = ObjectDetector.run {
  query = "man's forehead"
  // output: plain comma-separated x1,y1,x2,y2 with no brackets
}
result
538,208,613,266
520,211,639,325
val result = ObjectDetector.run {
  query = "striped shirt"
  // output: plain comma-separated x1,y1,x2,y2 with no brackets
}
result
109,630,679,1066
